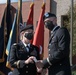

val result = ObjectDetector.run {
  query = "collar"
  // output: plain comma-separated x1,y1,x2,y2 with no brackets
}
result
23,42,30,47
51,25,59,33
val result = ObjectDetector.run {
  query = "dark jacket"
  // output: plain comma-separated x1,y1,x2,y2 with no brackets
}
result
9,42,40,75
43,26,72,75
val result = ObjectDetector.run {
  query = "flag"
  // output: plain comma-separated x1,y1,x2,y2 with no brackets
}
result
27,1,34,43
0,6,6,63
0,7,10,75
0,0,13,74
6,10,18,69
26,1,34,25
6,0,12,41
6,0,23,69
17,0,23,42
0,0,11,63
33,2,45,59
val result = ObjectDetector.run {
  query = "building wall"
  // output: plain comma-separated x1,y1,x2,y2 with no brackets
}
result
51,0,76,26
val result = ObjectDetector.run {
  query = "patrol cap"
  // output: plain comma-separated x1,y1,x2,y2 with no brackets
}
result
43,12,56,21
19,23,33,32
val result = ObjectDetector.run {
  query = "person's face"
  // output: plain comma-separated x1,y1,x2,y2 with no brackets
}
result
44,17,57,30
21,29,33,43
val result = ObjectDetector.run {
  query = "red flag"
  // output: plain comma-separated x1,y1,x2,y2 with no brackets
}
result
27,2,34,25
26,2,34,43
33,2,45,59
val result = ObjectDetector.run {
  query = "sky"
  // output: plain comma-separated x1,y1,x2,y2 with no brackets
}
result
0,0,31,4
0,0,18,4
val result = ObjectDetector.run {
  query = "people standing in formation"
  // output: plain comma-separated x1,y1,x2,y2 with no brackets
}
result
9,24,40,75
35,12,72,75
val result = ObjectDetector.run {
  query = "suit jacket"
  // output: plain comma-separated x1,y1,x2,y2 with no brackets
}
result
9,41,40,75
43,26,72,75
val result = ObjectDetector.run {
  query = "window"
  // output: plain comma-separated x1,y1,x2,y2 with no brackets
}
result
61,15,69,27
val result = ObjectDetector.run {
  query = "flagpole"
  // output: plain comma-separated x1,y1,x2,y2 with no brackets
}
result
7,0,11,5
6,0,12,38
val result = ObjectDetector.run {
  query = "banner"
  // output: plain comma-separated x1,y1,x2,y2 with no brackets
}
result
0,7,6,63
27,1,34,25
33,2,45,59
6,10,18,69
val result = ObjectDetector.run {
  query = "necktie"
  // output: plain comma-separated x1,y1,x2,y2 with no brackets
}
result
26,45,29,52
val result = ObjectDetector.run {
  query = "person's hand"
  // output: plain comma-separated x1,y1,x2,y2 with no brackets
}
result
25,56,35,64
37,67,43,73
41,69,47,75
36,60,43,73
36,60,43,68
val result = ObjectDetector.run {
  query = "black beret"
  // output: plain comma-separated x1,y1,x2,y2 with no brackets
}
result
43,12,56,21
19,23,33,32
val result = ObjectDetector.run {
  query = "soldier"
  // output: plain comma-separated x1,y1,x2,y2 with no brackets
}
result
9,24,40,75
36,12,72,75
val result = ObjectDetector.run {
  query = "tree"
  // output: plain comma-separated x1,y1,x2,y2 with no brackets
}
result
63,4,76,57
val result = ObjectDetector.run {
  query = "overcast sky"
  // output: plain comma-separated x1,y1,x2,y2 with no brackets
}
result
0,0,31,4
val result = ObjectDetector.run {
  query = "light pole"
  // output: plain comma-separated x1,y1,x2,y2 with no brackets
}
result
70,0,73,66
